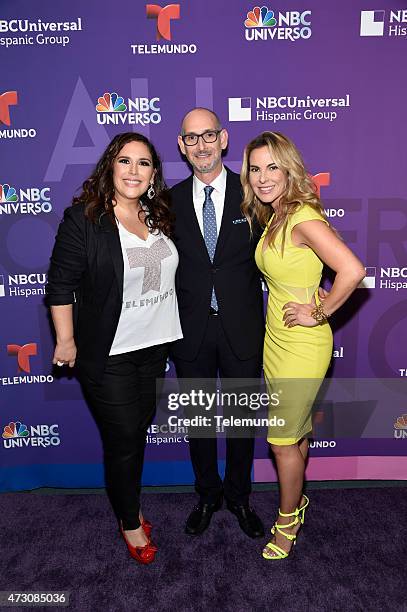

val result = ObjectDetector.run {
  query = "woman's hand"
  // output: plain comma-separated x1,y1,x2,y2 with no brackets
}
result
318,286,330,302
282,296,319,328
52,338,77,368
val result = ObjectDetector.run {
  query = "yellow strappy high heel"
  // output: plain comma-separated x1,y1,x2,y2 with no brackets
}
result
263,495,310,560
298,493,309,524
270,494,309,536
262,508,300,560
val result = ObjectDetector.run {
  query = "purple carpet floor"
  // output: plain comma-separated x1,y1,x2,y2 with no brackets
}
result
1,488,406,612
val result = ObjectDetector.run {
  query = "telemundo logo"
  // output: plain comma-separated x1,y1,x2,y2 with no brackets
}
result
0,90,37,139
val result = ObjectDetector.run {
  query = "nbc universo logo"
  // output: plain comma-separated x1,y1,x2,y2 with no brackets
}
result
146,3,180,41
394,414,407,438
360,10,385,37
95,92,161,126
358,267,376,289
228,97,252,122
2,421,61,448
7,343,38,373
0,91,18,126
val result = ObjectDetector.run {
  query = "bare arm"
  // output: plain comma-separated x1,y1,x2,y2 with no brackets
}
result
283,220,365,328
51,305,76,367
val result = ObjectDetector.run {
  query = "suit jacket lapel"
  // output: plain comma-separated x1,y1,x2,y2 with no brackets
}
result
180,178,212,265
99,212,124,299
214,168,241,262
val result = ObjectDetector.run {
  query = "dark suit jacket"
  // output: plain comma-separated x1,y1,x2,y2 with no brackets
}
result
170,167,264,361
45,204,125,383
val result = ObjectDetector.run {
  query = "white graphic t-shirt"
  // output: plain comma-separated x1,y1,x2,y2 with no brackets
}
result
109,222,183,355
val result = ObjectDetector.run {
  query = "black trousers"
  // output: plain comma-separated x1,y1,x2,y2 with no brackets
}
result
80,343,168,530
173,316,262,505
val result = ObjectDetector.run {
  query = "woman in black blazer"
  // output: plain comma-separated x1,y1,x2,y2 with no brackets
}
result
46,132,182,564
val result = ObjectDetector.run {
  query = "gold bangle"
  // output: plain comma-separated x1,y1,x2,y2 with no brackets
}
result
311,304,330,324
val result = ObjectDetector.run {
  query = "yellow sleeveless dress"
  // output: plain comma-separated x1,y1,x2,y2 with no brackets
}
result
255,204,333,445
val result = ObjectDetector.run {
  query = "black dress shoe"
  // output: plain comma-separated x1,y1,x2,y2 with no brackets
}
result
185,497,223,535
226,502,265,538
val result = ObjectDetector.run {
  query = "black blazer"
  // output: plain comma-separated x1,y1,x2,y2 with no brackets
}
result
170,167,264,361
45,204,125,383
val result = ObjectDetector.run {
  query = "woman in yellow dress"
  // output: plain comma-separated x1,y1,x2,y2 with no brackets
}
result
241,132,365,560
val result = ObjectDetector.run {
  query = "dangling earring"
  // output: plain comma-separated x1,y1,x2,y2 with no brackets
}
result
147,183,155,200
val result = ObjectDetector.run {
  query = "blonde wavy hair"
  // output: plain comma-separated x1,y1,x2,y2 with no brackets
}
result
241,131,331,252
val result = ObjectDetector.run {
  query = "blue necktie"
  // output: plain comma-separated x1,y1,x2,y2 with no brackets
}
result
203,185,218,311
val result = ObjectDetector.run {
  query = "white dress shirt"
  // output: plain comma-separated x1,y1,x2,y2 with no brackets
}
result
192,165,227,235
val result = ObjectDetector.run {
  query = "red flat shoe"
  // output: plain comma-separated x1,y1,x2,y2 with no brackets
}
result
141,519,158,551
141,519,153,538
120,526,156,565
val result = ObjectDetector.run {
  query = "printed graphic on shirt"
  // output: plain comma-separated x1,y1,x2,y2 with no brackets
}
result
126,237,172,294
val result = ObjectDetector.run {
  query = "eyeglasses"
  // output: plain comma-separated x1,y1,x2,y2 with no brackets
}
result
181,130,222,147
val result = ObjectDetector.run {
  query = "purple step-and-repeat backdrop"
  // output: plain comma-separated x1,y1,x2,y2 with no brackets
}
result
1,1,406,491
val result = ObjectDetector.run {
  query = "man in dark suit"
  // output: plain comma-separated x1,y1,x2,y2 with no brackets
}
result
170,108,265,538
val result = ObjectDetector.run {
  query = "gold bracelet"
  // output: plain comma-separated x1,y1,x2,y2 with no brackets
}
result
311,303,331,324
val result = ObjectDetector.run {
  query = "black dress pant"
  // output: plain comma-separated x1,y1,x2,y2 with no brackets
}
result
80,343,168,530
173,316,262,505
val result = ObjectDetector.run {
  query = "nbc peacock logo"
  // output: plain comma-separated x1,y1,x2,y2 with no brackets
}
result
2,421,29,439
245,6,277,28
0,184,18,203
96,92,127,113
394,414,407,439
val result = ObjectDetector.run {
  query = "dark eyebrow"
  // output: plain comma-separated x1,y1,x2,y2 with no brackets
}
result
185,129,217,136
117,156,152,162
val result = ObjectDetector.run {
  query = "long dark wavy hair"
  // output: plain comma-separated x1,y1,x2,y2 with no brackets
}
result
72,132,173,236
